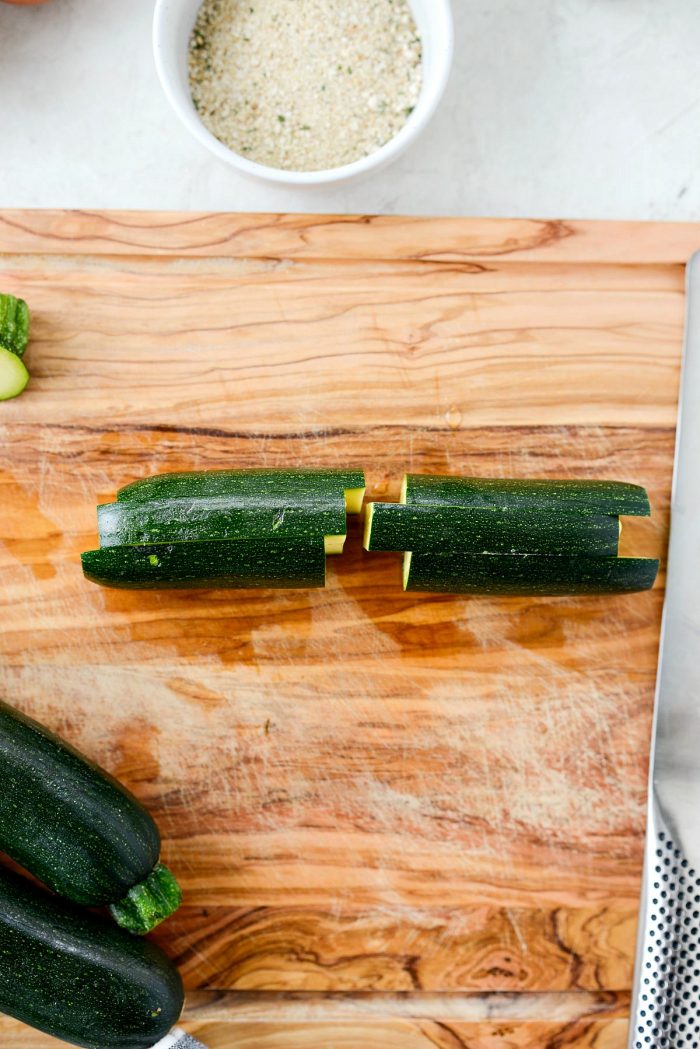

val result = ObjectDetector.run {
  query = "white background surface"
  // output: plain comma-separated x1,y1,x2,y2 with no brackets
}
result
1,0,699,219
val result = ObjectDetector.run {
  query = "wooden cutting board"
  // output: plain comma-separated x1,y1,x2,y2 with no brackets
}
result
0,210,695,1049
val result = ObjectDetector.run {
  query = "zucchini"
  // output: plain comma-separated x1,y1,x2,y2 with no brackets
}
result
403,551,659,595
0,862,183,1049
98,496,348,555
402,474,651,517
82,537,326,589
0,293,30,357
0,345,29,401
117,468,366,514
364,502,620,556
0,698,181,935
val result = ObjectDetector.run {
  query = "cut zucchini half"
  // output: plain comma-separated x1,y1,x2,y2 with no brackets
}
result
364,502,620,556
403,551,659,596
0,346,30,401
401,474,650,517
82,538,326,590
117,469,366,514
97,498,347,555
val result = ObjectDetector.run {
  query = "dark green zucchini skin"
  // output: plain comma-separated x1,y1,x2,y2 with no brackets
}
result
405,552,659,595
98,497,347,547
82,538,326,589
118,468,365,505
0,293,30,358
403,474,651,516
365,502,620,555
0,863,183,1049
0,699,161,909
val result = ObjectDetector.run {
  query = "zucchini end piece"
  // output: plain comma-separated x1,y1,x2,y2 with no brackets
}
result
324,534,346,555
363,503,374,550
402,550,412,590
109,863,183,935
0,345,29,400
344,486,365,514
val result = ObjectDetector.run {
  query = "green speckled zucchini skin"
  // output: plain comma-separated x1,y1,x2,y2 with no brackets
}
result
365,502,620,555
118,468,365,509
0,700,180,934
0,293,30,358
403,474,651,516
82,538,326,589
404,552,659,595
0,863,183,1049
98,496,347,547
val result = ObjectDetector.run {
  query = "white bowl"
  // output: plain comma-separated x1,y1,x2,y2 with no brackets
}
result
153,0,453,187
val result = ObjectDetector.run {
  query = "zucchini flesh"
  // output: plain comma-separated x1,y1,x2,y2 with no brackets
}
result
403,551,659,595
0,863,183,1049
98,497,348,554
117,468,366,514
82,538,326,589
0,345,29,400
0,293,30,357
402,474,651,516
0,699,180,933
364,502,620,556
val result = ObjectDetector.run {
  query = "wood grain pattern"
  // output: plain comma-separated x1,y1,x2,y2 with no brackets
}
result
0,991,631,1048
0,1017,629,1049
0,210,690,1046
0,208,698,263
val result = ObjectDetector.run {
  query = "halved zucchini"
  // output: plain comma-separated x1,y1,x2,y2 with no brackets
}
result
401,474,650,516
82,538,326,589
0,346,30,401
98,498,348,555
403,550,659,595
364,502,620,556
117,469,366,514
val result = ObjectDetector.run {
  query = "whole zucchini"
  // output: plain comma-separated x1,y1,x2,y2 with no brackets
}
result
0,699,181,934
0,862,183,1049
117,468,366,513
364,502,620,556
82,537,326,589
402,474,651,516
98,496,348,554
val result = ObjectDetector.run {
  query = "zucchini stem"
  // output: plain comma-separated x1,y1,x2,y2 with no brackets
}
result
109,864,182,936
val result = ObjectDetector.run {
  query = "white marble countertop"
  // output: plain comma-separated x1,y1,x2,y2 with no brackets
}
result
1,0,699,220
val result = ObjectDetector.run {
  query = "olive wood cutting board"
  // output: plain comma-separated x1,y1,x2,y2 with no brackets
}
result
0,210,695,1048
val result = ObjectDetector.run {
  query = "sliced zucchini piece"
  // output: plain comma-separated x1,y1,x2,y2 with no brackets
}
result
0,346,30,401
0,293,30,358
403,551,659,595
117,469,366,513
98,498,348,555
82,538,326,590
402,474,650,517
364,502,620,556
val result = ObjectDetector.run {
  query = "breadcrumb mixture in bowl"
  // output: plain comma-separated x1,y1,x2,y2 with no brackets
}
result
188,0,423,172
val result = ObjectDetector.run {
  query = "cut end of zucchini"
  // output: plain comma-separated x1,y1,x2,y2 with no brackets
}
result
363,503,374,550
0,345,30,401
109,863,182,936
402,550,412,590
400,475,408,505
344,487,365,514
324,534,346,555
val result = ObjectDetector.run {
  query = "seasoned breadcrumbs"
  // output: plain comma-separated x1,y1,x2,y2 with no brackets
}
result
189,0,423,171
